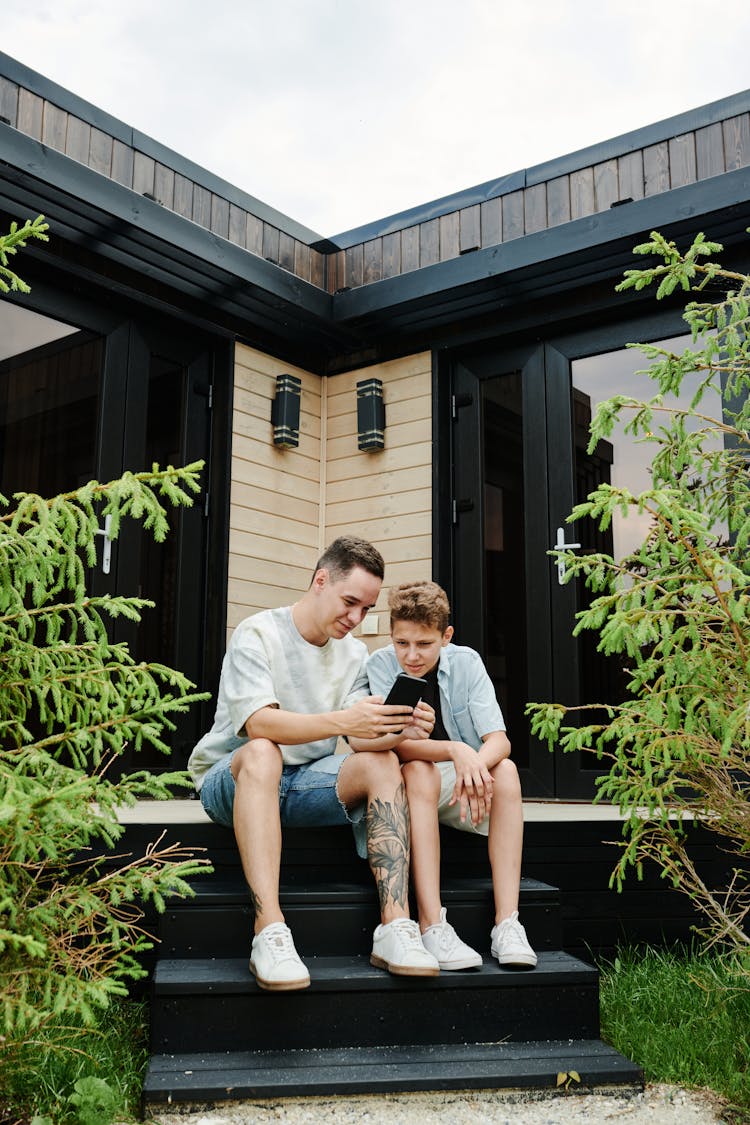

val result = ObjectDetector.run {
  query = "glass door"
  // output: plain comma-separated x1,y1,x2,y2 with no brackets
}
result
449,329,723,798
0,297,214,772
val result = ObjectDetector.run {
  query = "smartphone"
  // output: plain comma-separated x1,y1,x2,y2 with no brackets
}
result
384,673,428,708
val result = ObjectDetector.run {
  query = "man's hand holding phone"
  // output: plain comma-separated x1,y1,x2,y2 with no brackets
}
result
342,695,416,739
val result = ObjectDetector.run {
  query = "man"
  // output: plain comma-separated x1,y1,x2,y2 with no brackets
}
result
188,537,439,991
360,580,537,970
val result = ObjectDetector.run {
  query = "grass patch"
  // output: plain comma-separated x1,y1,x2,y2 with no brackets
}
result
599,945,750,1119
0,999,149,1125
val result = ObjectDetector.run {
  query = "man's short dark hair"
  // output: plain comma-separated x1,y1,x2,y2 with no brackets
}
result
313,536,384,583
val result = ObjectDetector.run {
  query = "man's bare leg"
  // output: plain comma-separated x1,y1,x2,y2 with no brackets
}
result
337,749,411,923
338,749,439,976
231,739,285,933
487,758,524,923
401,759,443,931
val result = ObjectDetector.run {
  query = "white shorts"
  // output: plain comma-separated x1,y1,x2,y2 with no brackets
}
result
435,760,490,837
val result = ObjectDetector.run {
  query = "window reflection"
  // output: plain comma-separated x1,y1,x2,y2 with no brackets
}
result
571,335,728,762
572,335,726,559
0,304,102,497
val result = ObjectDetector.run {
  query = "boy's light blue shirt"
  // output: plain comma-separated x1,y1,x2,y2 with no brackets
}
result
366,642,505,748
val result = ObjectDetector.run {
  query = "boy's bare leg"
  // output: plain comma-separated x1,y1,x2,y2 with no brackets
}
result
487,758,524,922
337,750,412,924
401,759,443,930
231,739,285,933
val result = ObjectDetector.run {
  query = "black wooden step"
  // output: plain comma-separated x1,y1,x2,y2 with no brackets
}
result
160,875,561,957
151,952,599,1053
144,1039,643,1103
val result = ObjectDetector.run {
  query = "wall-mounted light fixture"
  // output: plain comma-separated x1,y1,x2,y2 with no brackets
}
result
356,378,385,451
271,374,301,448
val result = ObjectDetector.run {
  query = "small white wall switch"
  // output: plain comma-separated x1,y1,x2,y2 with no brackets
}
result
361,614,379,635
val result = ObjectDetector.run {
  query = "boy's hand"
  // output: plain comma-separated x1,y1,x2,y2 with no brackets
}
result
448,742,494,825
399,700,435,741
343,696,414,739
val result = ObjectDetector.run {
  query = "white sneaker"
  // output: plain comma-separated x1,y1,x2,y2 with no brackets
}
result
421,908,483,970
490,911,537,968
371,918,440,977
249,922,311,990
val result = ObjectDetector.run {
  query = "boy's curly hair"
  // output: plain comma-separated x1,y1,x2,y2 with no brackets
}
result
388,580,451,633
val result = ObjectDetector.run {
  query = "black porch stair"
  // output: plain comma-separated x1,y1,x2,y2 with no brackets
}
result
143,824,641,1104
146,1041,638,1101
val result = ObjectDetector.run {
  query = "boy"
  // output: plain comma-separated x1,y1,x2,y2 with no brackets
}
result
363,580,537,970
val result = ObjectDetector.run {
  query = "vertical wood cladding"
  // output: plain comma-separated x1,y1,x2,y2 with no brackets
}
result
227,347,433,652
4,72,749,294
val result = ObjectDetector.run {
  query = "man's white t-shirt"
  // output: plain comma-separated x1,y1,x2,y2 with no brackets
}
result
188,606,369,789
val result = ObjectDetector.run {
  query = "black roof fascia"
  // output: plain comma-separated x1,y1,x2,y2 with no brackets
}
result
328,89,750,250
0,123,333,320
331,167,750,329
0,51,323,246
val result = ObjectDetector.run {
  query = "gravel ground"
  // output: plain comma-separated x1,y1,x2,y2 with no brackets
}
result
148,1083,729,1124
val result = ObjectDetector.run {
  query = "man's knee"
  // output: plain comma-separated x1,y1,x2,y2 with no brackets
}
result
348,748,402,792
402,758,440,800
231,739,283,789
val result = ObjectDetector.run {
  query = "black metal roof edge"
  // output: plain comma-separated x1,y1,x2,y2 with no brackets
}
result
331,166,750,322
0,122,333,319
327,88,750,250
0,50,323,247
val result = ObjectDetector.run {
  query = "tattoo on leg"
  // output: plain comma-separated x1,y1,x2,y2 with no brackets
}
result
366,783,410,911
247,885,262,916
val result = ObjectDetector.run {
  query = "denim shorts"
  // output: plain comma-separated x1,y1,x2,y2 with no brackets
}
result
199,750,368,857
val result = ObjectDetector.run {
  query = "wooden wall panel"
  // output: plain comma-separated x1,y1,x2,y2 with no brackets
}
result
440,212,460,261
65,116,90,163
722,113,750,171
42,102,67,151
643,142,670,195
569,167,595,219
401,226,420,273
132,152,155,197
227,344,322,635
323,352,433,651
419,219,440,267
363,239,382,284
695,123,725,180
593,160,619,210
546,176,570,228
669,133,697,188
89,128,113,176
480,197,502,246
459,205,480,254
502,190,525,241
0,77,19,126
524,183,547,234
617,151,644,201
382,232,402,279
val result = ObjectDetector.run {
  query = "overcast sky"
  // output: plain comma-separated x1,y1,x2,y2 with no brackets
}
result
4,0,750,237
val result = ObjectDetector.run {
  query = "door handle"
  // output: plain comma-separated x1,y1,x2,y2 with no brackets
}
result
553,525,581,586
452,498,475,523
94,513,113,575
